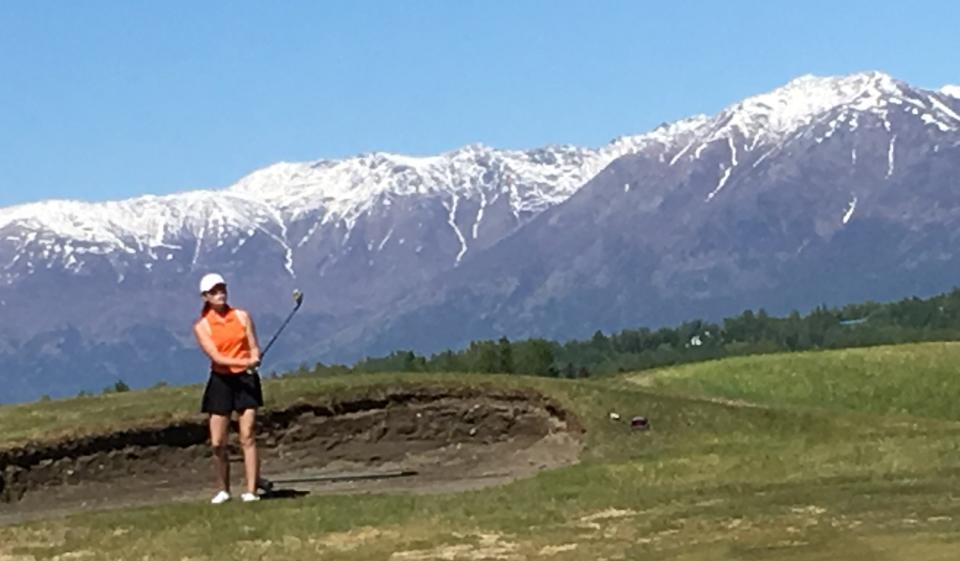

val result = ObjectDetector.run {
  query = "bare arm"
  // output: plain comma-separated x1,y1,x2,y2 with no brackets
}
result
193,320,253,369
238,310,261,362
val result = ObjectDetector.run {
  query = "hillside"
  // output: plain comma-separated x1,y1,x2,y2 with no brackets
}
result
630,341,960,419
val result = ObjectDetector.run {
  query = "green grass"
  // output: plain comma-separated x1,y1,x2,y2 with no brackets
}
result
4,345,960,559
629,341,960,420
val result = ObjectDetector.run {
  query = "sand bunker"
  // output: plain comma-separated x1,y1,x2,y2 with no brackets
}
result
0,386,583,525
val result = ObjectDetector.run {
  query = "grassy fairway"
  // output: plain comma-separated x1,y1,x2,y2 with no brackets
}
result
3,347,960,560
631,341,960,419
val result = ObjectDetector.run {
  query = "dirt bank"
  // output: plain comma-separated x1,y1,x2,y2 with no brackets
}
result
0,385,583,525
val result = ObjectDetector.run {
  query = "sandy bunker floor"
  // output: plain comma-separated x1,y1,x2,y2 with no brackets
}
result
0,386,583,525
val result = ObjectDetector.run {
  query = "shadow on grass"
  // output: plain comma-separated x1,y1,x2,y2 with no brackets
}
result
261,488,311,500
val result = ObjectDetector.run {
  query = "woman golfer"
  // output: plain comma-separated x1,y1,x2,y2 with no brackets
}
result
194,273,265,504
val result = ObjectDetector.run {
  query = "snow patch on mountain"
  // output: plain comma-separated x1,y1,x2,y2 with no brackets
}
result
842,195,858,224
669,72,960,184
228,119,710,236
942,85,960,99
726,72,905,135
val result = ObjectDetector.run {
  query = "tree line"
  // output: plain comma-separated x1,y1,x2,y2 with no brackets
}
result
291,287,960,379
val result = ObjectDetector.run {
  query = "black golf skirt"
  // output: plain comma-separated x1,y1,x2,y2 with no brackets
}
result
201,372,264,415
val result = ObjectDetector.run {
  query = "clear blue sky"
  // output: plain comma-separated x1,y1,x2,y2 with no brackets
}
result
1,1,957,207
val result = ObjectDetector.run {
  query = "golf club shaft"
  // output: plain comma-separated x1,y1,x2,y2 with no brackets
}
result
260,303,300,360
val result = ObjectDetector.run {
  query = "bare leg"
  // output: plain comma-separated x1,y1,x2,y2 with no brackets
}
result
209,414,231,493
238,408,259,494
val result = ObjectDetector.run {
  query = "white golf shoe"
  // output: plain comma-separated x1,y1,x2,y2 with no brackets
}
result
210,490,231,505
241,492,260,503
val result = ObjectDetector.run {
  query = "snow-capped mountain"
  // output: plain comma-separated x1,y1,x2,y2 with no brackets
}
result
3,70,960,403
318,71,960,360
0,130,704,284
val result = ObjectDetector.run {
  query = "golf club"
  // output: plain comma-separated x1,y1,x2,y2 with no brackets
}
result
249,289,304,373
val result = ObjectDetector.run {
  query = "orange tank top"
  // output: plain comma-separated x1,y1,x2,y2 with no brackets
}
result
202,306,252,375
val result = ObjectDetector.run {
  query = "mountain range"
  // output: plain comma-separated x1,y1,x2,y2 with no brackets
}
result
2,71,959,402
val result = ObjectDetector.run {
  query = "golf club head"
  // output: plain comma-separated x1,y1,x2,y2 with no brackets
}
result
293,289,304,308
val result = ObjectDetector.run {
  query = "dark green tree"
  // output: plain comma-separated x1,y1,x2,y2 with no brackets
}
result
497,336,515,374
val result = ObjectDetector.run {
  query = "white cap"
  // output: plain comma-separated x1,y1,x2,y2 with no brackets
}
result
199,273,227,294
